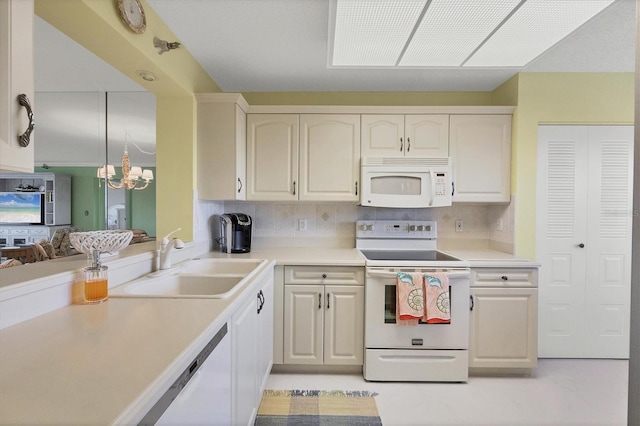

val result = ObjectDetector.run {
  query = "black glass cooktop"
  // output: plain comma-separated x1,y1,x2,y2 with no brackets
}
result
360,250,461,262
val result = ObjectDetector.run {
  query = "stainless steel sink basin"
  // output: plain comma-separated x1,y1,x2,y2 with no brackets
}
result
111,258,269,299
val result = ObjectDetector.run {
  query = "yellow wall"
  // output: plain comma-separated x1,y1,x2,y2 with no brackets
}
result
511,72,634,259
35,0,220,242
243,91,496,106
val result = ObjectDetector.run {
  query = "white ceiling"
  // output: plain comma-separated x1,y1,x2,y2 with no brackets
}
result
145,0,635,92
35,0,635,94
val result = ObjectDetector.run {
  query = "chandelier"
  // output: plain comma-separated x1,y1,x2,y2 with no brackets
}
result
96,93,154,191
97,142,154,190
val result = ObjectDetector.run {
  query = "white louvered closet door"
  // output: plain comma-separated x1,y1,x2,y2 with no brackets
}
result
537,125,633,358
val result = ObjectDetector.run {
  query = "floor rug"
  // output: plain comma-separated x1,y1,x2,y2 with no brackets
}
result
255,390,382,425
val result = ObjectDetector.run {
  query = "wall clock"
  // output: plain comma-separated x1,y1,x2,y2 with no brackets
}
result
117,0,146,34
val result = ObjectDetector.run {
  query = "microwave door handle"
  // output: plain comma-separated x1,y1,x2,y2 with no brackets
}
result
429,169,436,206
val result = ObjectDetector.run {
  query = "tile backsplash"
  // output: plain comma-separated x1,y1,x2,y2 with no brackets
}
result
197,199,515,253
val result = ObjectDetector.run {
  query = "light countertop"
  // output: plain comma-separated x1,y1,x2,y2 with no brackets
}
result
0,246,536,424
197,247,366,266
0,297,228,425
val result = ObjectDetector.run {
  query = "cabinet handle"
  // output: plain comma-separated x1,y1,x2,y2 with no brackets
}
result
501,276,508,281
407,137,411,152
257,290,264,314
578,243,585,248
17,94,34,147
452,181,455,196
237,178,243,193
400,137,404,151
293,181,296,196
327,292,330,309
470,295,474,311
355,181,358,196
318,293,322,309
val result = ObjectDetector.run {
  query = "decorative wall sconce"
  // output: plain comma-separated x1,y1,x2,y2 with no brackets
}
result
153,36,181,54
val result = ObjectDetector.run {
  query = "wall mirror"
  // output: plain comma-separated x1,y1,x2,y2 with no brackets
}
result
32,16,157,236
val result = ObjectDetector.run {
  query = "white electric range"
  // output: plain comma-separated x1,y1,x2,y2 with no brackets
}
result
356,220,470,382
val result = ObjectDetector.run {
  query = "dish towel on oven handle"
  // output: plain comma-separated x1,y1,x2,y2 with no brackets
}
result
424,272,451,324
396,272,423,326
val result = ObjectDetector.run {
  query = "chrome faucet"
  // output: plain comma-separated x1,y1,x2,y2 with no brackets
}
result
158,228,185,270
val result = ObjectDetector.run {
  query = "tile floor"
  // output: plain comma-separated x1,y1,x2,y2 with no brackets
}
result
264,359,628,425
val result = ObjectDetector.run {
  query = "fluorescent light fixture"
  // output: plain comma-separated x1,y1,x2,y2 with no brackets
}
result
330,0,616,68
400,0,521,67
465,0,616,67
332,0,427,66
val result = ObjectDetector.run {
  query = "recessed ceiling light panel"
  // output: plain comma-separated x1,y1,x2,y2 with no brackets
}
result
332,0,427,66
400,0,521,67
465,0,616,67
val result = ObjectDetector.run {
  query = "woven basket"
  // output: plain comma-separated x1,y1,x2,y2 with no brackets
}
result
69,230,134,256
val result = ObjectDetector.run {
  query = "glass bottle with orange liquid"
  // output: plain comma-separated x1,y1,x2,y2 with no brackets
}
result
83,250,108,303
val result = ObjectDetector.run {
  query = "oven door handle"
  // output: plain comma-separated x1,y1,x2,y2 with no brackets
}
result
366,269,470,279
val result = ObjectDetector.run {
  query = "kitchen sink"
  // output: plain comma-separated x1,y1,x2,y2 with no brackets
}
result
180,258,265,275
112,274,245,299
110,258,269,299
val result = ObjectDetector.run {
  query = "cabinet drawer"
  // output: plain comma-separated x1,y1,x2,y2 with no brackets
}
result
284,266,364,286
29,229,49,236
471,268,538,288
9,229,29,236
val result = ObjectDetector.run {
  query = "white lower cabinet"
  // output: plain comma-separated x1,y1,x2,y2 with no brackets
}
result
283,266,364,365
231,272,274,426
469,267,538,373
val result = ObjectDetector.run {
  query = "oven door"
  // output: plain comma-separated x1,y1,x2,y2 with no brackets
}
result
365,267,470,350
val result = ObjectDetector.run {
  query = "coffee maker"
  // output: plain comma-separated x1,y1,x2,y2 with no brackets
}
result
219,213,252,253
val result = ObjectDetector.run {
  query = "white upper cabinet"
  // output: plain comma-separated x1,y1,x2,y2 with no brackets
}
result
299,114,360,202
196,94,248,200
0,0,34,173
449,114,512,203
247,114,360,202
246,114,299,201
361,114,449,158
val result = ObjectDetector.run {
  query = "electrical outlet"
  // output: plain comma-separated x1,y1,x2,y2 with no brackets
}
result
455,220,463,232
298,219,307,231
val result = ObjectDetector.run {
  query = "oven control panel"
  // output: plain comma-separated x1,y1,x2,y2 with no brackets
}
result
356,220,437,239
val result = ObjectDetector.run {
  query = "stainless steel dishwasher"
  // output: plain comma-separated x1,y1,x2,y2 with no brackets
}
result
140,323,231,425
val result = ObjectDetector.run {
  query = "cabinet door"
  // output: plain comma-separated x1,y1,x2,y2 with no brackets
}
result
299,114,360,202
0,0,34,173
232,295,259,426
469,287,537,369
247,114,298,201
324,285,364,365
449,115,511,203
283,285,324,364
257,274,274,394
197,99,247,200
361,115,404,157
404,115,449,157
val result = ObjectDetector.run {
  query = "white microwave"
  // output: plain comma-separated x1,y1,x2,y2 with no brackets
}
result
360,157,453,208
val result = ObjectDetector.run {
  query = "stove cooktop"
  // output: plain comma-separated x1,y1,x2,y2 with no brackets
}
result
359,250,462,262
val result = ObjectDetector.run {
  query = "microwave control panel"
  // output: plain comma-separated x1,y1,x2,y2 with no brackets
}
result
434,173,448,196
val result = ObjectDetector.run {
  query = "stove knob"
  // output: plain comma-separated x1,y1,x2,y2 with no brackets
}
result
367,224,375,231
359,224,368,231
417,225,424,231
409,225,416,231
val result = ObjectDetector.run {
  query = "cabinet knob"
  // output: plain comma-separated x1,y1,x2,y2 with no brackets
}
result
322,273,327,279
578,243,585,248
501,275,508,281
